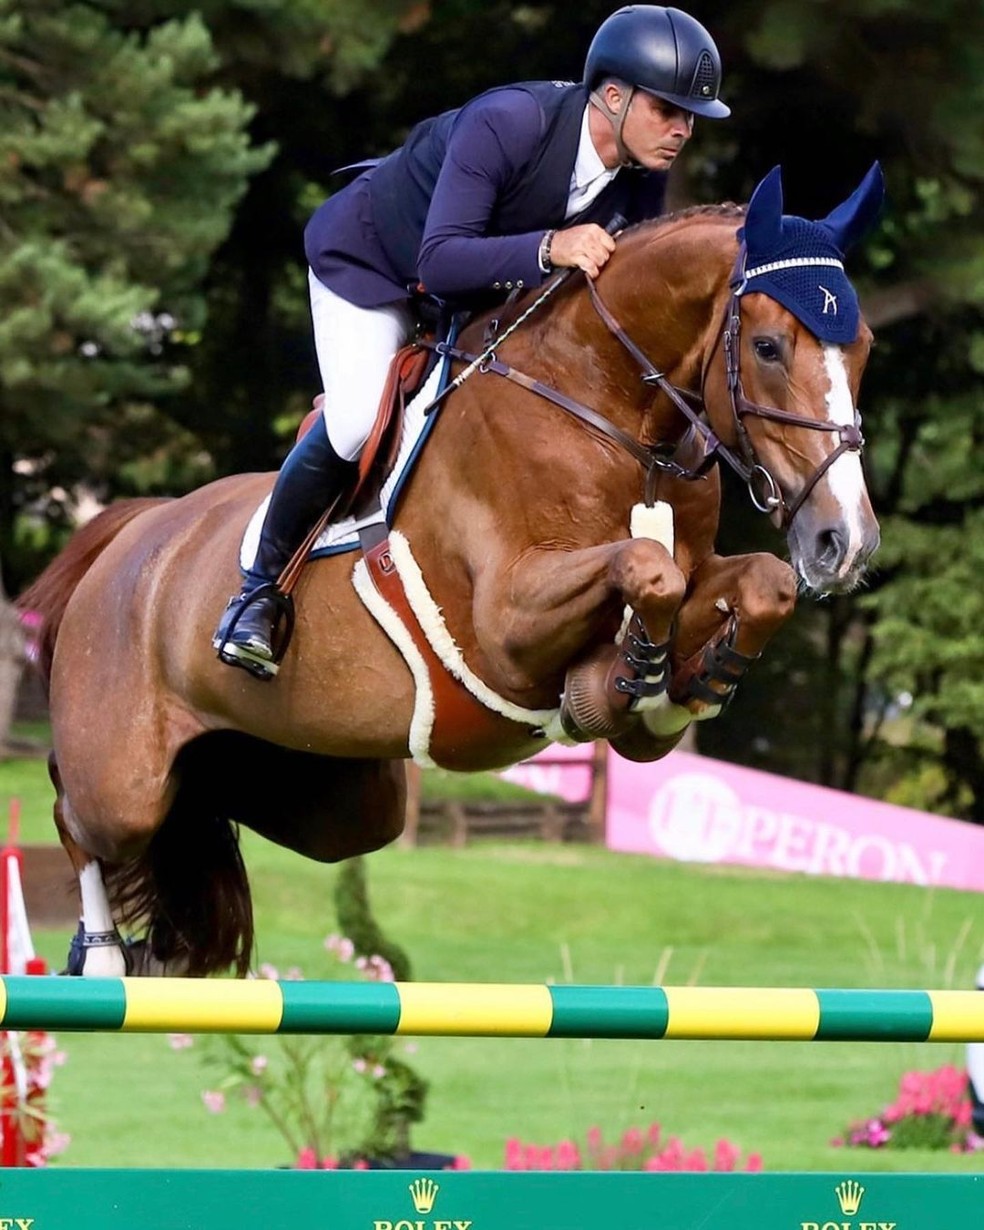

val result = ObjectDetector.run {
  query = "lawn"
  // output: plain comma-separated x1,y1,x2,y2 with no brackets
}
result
2,745,983,1174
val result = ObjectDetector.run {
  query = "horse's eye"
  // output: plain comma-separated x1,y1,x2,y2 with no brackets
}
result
753,338,782,363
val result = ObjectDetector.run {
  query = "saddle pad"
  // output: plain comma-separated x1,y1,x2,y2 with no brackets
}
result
240,352,449,572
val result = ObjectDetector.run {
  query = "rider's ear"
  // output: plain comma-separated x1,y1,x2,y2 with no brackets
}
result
741,165,784,253
820,162,885,253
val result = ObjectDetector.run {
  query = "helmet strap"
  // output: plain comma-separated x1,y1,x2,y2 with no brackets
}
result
589,86,638,168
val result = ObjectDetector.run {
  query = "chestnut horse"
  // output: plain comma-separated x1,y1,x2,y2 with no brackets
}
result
21,165,882,977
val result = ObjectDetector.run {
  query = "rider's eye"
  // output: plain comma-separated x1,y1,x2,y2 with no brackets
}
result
753,338,782,363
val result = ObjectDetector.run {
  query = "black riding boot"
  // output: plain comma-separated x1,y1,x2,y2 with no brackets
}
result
213,416,358,679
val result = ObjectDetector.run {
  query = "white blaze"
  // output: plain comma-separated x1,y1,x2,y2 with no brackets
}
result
822,345,866,566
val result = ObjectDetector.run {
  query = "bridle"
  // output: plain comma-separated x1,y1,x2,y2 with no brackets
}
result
432,244,865,528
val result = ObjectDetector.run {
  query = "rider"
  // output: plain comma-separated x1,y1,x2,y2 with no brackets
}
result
214,5,731,679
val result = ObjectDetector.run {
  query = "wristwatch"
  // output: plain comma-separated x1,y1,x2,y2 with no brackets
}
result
538,229,556,274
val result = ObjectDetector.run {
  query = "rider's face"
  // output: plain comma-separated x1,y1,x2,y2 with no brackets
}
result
621,91,694,170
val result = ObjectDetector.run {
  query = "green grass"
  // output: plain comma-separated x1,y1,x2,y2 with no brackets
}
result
4,734,983,1174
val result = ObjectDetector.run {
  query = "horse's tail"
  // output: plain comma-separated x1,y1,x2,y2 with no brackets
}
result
106,736,255,977
17,498,170,689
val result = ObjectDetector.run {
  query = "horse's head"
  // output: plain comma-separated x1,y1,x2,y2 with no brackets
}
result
706,164,884,594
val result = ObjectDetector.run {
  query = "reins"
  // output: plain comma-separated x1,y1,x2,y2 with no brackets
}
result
428,239,866,525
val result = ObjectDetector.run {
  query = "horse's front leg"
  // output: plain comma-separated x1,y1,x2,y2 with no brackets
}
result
612,551,797,761
475,533,686,739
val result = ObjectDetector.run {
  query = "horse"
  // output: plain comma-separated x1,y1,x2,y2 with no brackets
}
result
19,164,883,978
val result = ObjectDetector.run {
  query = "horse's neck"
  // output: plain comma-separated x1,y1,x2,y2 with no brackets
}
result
522,224,734,432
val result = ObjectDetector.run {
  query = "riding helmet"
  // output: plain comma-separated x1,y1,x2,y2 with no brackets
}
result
584,6,730,119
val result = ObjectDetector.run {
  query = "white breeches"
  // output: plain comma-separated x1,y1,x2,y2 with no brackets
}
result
308,269,416,461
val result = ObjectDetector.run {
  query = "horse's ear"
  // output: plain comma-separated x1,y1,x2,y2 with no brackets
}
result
820,162,885,253
742,166,784,252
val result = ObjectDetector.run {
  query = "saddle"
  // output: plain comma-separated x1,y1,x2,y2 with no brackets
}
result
276,335,438,596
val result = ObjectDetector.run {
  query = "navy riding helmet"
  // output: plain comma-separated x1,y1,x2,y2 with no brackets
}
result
585,6,730,119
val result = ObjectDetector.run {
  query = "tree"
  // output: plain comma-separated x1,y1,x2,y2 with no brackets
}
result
0,566,23,753
0,0,274,587
0,1,433,590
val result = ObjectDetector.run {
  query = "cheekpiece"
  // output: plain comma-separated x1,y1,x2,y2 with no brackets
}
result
735,163,885,345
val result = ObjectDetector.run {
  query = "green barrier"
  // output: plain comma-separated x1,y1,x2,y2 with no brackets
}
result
0,1169,978,1229
3,978,979,1226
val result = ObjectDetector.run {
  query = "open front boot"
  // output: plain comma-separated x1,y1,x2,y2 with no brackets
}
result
213,416,357,679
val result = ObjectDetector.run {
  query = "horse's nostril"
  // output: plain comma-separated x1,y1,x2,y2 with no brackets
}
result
816,527,847,572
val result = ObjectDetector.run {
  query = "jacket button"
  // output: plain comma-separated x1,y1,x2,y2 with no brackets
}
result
492,281,501,289
504,281,513,290
516,280,524,289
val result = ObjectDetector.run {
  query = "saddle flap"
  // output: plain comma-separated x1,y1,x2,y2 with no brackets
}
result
296,343,434,503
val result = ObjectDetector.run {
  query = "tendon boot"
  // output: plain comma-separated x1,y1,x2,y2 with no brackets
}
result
213,416,357,679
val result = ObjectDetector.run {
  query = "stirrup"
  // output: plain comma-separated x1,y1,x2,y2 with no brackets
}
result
214,583,296,680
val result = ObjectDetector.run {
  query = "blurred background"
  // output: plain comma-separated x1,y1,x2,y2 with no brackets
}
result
0,0,981,820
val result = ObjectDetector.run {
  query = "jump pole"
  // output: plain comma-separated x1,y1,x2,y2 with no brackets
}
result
1,976,983,1041
0,976,979,1229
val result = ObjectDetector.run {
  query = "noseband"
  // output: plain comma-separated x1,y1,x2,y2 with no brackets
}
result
432,246,864,526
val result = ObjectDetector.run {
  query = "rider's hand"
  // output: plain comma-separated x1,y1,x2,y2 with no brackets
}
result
548,224,617,279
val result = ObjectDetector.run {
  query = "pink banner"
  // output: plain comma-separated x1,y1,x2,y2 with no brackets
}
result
501,746,984,893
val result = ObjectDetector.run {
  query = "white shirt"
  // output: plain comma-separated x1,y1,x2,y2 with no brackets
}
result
565,105,619,220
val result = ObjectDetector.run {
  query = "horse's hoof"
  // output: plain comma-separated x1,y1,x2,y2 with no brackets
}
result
609,720,685,763
560,650,633,741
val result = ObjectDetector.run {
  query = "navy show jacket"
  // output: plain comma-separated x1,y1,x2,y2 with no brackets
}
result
304,81,668,309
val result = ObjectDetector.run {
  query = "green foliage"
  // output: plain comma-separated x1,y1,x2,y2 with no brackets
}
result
0,0,274,580
334,856,412,982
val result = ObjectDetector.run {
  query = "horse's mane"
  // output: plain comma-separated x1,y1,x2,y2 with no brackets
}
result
474,202,748,339
621,200,747,241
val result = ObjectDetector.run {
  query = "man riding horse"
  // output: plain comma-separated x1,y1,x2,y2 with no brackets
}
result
213,4,732,679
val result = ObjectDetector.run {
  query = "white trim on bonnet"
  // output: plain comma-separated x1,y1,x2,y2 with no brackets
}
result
743,256,844,280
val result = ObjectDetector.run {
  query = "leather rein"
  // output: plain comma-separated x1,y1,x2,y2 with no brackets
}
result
432,245,865,527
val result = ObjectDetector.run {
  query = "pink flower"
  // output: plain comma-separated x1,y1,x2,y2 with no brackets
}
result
354,954,395,981
321,1155,339,1169
45,1131,71,1159
504,1137,526,1170
202,1090,226,1114
327,936,357,963
745,1153,763,1172
450,1155,472,1170
555,1140,581,1170
352,1158,369,1170
712,1139,741,1172
296,1147,317,1169
249,1055,268,1076
372,1064,387,1079
243,1085,263,1107
352,1057,368,1074
168,1033,194,1051
258,963,279,981
620,1126,644,1154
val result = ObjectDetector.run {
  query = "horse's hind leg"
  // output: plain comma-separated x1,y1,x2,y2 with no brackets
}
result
613,551,797,760
48,752,127,976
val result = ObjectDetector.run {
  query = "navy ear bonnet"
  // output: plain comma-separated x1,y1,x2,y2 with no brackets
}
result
735,163,885,344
